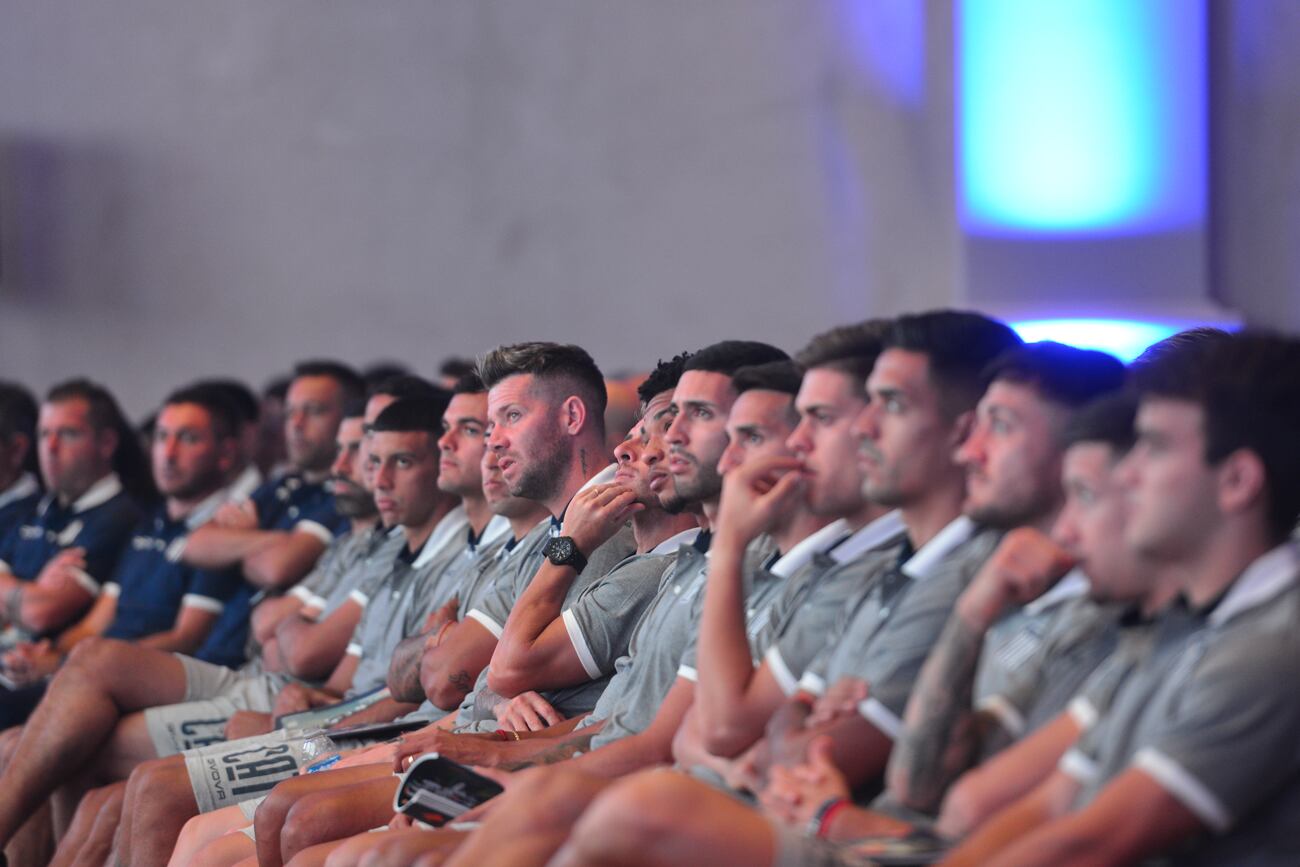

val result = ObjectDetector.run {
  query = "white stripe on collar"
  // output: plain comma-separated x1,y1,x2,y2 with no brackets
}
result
479,514,513,549
227,465,263,502
412,505,470,569
69,473,123,514
578,464,619,493
770,519,851,579
1209,542,1300,627
831,510,907,565
1023,567,1090,616
901,515,977,582
0,474,39,511
648,526,702,557
184,487,232,530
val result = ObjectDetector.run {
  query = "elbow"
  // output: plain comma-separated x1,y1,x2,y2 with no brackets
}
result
701,721,757,759
426,676,469,712
284,646,332,682
485,666,529,699
245,562,297,592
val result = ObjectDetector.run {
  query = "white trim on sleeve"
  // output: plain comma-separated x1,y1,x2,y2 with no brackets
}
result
0,559,10,575
295,520,334,545
561,609,604,680
289,585,316,604
798,671,827,697
1068,696,1099,731
67,567,101,596
676,664,698,682
1059,748,1099,785
1134,748,1232,833
466,609,504,640
764,646,800,697
858,697,903,741
345,642,364,657
182,593,225,615
347,589,371,608
102,582,122,599
977,694,1027,738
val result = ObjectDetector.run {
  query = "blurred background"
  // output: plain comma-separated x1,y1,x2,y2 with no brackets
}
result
1,0,1295,415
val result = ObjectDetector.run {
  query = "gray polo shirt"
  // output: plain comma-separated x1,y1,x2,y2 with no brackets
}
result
1060,544,1300,863
564,527,700,681
454,520,637,724
798,517,1002,741
578,531,722,749
978,591,1122,747
974,568,1091,706
344,535,451,696
418,513,513,614
676,522,858,682
760,511,910,693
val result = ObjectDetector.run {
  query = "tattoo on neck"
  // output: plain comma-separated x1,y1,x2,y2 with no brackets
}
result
580,447,588,477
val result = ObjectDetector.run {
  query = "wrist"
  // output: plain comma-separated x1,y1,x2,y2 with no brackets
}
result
807,796,851,839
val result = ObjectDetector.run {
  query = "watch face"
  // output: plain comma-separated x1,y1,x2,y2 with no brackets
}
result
547,537,576,564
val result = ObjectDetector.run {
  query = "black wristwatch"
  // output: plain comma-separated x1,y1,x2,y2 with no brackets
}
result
543,536,588,573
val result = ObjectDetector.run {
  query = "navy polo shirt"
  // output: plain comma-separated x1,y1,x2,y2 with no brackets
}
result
0,474,42,547
247,473,347,542
0,474,142,594
102,505,245,655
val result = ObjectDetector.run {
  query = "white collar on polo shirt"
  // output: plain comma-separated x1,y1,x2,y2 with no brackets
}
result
901,515,977,582
1209,541,1300,627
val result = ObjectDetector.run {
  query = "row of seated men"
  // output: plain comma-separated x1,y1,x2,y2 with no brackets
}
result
0,310,1295,867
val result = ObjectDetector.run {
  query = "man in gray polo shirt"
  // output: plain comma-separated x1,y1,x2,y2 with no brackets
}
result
92,395,468,865
548,311,1028,866
947,333,1300,866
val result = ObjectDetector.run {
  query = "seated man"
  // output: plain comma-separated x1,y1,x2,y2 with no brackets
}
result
0,381,41,543
947,333,1300,866
0,385,250,723
0,379,149,644
178,359,364,593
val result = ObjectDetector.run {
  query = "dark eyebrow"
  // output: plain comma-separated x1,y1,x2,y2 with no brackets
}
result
733,424,763,438
681,400,718,413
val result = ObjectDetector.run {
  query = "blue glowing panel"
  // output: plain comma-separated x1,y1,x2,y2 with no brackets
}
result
959,0,1206,234
1010,319,1232,363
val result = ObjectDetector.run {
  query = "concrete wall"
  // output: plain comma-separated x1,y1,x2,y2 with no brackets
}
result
0,0,959,416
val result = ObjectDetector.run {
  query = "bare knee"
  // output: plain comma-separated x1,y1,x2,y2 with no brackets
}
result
281,793,346,859
570,770,700,859
129,755,193,814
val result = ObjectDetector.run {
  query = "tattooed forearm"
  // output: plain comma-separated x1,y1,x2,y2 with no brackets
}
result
887,614,986,812
517,730,599,769
388,634,428,702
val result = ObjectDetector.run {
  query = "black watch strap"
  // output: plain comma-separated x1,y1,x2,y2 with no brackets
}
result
544,536,588,573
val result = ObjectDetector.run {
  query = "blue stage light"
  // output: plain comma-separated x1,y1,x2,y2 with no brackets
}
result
1009,318,1234,363
959,0,1206,234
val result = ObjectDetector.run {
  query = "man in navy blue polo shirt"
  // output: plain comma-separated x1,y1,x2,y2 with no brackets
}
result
0,379,147,641
0,385,248,725
0,382,42,544
178,360,364,594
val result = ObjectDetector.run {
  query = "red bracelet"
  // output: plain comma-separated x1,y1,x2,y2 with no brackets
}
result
816,798,851,839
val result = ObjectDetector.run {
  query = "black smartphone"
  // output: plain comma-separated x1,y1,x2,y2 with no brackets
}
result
392,753,504,827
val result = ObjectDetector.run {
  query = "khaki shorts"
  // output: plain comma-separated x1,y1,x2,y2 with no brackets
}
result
142,655,289,755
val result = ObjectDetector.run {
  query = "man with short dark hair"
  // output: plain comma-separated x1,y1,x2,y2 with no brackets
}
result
948,333,1300,865
0,379,147,640
0,381,41,543
178,360,362,592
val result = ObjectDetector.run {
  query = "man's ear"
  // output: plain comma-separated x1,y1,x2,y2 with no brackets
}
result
947,409,976,451
217,436,239,476
5,433,30,474
1217,448,1267,519
560,395,588,437
95,427,119,464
